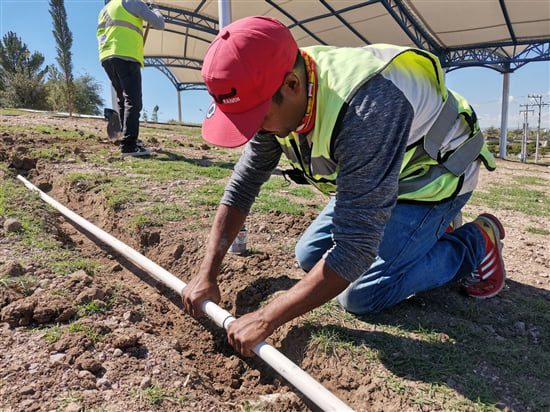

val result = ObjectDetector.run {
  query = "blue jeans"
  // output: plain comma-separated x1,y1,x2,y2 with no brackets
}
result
295,194,486,314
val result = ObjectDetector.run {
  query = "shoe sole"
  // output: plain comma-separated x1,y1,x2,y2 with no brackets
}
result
470,213,506,299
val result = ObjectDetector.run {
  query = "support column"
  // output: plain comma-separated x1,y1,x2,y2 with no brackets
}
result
217,0,232,29
177,90,182,123
499,67,510,159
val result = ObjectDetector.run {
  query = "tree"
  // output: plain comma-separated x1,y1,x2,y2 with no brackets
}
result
49,0,74,115
72,74,104,115
152,105,159,122
0,31,49,109
46,66,104,115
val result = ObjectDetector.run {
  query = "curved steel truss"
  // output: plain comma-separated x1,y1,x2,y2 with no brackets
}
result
146,0,550,88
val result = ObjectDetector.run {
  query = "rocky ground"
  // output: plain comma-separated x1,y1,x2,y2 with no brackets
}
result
0,110,549,412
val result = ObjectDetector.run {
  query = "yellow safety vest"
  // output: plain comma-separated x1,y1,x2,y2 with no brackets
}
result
276,45,496,202
97,0,144,67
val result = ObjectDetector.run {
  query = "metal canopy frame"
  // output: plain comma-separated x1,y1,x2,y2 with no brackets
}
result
145,0,549,157
146,0,550,89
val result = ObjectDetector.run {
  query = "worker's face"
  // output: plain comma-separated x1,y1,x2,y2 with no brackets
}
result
259,72,307,138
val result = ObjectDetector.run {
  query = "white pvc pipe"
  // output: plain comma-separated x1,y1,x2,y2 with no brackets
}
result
17,175,353,412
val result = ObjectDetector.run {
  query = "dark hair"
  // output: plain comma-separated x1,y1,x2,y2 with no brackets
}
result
272,51,304,105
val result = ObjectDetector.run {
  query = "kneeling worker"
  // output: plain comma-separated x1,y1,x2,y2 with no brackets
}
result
182,16,506,357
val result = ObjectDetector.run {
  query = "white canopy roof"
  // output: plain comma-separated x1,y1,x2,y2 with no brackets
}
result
144,0,550,88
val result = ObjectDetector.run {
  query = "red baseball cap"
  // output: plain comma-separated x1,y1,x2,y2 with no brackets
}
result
201,16,298,147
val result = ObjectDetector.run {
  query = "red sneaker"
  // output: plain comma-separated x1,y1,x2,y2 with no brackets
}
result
463,213,506,298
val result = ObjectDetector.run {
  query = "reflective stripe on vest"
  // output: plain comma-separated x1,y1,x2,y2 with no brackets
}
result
97,19,143,36
423,92,485,177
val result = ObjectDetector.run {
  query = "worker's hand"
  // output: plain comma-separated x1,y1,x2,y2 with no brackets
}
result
181,274,221,318
226,309,276,357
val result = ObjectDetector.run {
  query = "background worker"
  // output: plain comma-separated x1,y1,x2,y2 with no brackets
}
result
182,16,506,357
97,0,164,156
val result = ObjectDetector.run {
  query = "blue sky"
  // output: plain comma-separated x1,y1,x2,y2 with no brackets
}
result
1,0,549,128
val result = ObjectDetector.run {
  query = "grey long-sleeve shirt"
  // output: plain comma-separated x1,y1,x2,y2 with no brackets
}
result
221,74,414,283
122,0,165,30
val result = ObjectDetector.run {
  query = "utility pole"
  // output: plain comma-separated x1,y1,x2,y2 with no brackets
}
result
519,104,534,163
528,94,550,163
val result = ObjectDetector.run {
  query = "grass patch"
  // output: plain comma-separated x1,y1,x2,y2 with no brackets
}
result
115,154,232,182
0,124,88,141
0,107,26,116
131,202,190,228
253,193,306,215
68,323,104,344
50,254,99,275
302,295,550,410
102,181,147,210
188,183,225,208
42,324,64,343
66,171,106,184
251,176,318,215
31,147,62,160
470,185,549,216
0,275,37,296
512,175,548,186
134,385,187,407
66,172,147,210
1,178,102,278
526,226,550,235
288,185,317,199
76,300,108,317
59,391,82,407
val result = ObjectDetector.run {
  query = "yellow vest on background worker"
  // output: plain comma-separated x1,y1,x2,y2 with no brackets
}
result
97,0,145,67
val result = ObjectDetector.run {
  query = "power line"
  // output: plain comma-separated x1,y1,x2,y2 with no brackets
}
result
519,103,534,163
528,94,550,163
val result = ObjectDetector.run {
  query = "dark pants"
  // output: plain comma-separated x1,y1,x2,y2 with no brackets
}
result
102,58,142,147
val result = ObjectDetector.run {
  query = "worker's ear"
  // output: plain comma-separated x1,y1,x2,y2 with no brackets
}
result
281,72,302,97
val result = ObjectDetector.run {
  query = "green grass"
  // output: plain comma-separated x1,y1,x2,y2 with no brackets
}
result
66,172,147,210
103,181,147,210
0,124,90,141
42,324,64,343
253,193,306,215
301,295,550,411
526,226,550,235
131,202,190,228
1,178,101,276
59,391,82,407
250,176,320,215
0,275,38,296
77,300,108,317
288,185,317,199
68,323,104,344
50,254,99,275
512,175,548,186
188,183,225,208
134,385,187,407
0,108,27,116
470,185,549,216
240,401,265,412
115,154,232,182
30,147,62,160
